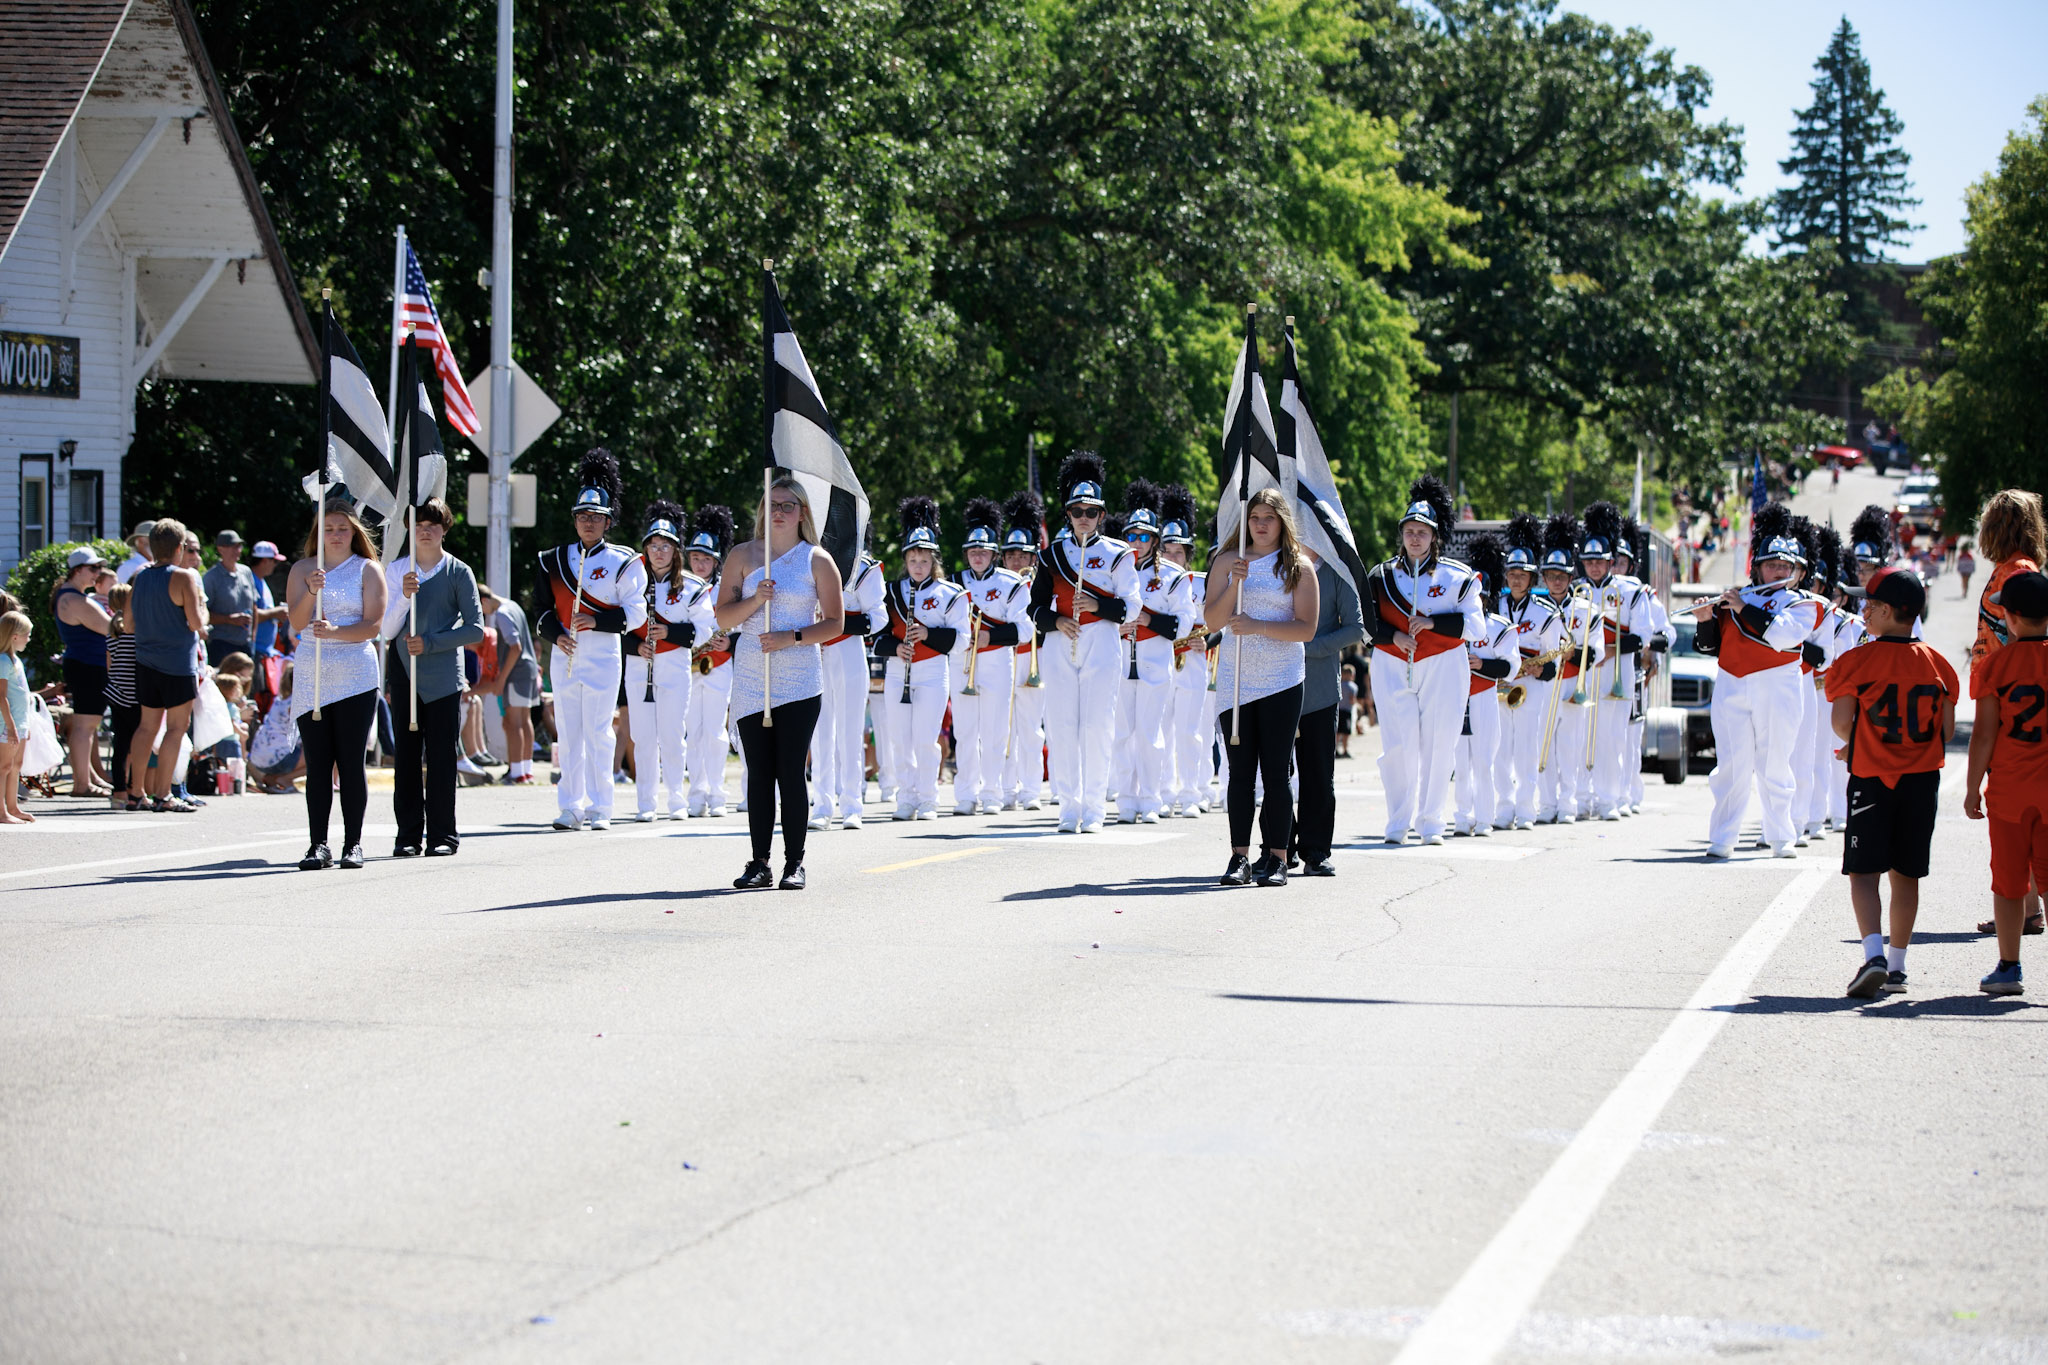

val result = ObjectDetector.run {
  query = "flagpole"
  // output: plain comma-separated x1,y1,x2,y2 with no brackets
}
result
1230,304,1254,747
760,259,776,729
402,328,420,733
313,290,331,722
385,226,406,482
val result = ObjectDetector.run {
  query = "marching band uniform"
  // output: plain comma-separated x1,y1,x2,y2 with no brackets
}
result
1031,464,1143,834
1168,567,1213,815
999,511,1049,810
1575,506,1650,822
1612,532,1672,815
811,552,882,829
624,506,715,821
1367,480,1483,845
1453,580,1515,835
1695,527,1825,858
535,473,647,831
1111,507,1196,823
885,514,967,820
1495,519,1564,827
1821,586,1868,829
952,513,1028,816
1541,536,1606,822
868,561,900,807
683,512,736,818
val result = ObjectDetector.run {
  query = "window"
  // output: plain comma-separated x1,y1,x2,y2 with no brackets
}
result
67,469,102,543
19,455,51,557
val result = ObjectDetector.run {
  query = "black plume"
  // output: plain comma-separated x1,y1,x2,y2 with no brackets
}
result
897,494,940,538
1632,520,1650,569
1582,500,1622,552
1790,515,1822,588
689,504,735,554
1814,524,1843,596
1467,533,1508,609
1159,484,1197,530
963,497,1002,537
1752,502,1794,547
1102,512,1127,540
1002,490,1044,541
1058,449,1106,503
641,498,685,539
1543,513,1581,559
576,447,623,516
1506,511,1544,558
1619,513,1640,560
1849,503,1894,561
1407,474,1454,532
1121,477,1163,515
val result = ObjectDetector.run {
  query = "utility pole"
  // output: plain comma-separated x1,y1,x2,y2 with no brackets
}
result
1446,391,1459,507
1026,432,1038,496
486,0,514,595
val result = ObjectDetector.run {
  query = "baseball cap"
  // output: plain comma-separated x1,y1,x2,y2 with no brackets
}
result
66,546,105,571
1992,570,2048,620
250,540,281,561
1863,566,1926,622
215,529,245,547
129,519,156,543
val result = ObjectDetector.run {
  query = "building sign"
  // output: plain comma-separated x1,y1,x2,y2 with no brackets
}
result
0,331,81,399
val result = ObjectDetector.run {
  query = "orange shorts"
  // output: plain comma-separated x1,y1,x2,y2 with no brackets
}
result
1988,806,2048,900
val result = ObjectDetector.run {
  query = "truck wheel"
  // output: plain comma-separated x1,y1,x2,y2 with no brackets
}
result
1661,757,1686,785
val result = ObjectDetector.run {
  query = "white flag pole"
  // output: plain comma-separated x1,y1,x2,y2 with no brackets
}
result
760,257,776,730
1229,304,1254,747
385,226,406,473
312,288,331,721
761,461,775,728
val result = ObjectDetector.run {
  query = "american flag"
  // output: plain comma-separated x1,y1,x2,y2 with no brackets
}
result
399,242,479,437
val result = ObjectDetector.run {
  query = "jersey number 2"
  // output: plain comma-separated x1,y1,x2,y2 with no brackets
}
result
2007,683,2046,743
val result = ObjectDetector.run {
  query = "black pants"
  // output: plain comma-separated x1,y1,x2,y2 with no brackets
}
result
296,689,377,850
392,689,460,849
1220,684,1302,853
1292,702,1337,863
109,702,140,794
736,694,821,865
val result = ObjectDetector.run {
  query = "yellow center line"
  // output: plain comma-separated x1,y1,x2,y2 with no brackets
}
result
861,846,998,875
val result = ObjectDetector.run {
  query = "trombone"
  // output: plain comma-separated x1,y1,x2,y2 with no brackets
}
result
1586,588,1618,771
1538,588,1596,774
961,605,981,697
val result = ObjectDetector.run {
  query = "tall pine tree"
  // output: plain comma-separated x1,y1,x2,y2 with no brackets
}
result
1772,18,1920,437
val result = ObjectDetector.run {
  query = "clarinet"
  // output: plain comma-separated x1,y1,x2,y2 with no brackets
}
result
897,582,915,706
643,574,658,704
1127,616,1140,681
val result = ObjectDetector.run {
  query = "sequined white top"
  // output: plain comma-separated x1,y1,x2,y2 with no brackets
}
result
1214,550,1305,711
731,539,823,719
292,555,383,718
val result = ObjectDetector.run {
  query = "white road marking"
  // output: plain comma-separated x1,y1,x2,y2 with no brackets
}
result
1390,869,1826,1365
1282,1307,1820,1354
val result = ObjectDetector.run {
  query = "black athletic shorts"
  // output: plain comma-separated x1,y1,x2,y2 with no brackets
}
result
1842,768,1940,879
137,663,199,710
63,659,108,716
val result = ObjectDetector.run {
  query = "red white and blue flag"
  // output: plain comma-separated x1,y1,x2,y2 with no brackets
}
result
399,242,479,437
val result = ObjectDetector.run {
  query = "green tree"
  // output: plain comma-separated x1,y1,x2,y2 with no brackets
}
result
1866,97,2048,530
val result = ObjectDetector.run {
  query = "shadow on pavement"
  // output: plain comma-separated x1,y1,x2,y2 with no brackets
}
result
1718,994,2041,1017
1005,876,1229,901
453,888,734,913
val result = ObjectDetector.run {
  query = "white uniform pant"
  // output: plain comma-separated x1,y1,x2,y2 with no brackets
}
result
871,661,899,801
1043,621,1122,826
884,655,949,812
1547,689,1595,819
1498,678,1553,822
624,651,691,815
1591,689,1633,817
1371,646,1467,840
950,648,1014,811
1454,688,1504,831
1791,675,1821,832
811,637,870,820
550,647,622,818
685,661,733,810
1706,663,1805,850
1004,653,1047,803
1111,636,1173,817
1167,656,1212,808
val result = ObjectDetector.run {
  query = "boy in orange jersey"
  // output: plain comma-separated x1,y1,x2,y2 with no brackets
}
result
1824,568,1959,998
1963,570,2048,994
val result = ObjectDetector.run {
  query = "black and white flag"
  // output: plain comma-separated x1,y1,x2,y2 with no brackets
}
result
1278,320,1369,605
306,301,396,521
1214,307,1282,551
763,266,869,580
379,335,450,561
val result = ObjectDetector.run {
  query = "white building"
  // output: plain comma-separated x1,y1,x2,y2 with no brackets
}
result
0,0,314,578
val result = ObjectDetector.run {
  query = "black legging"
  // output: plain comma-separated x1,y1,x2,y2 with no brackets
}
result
109,702,140,795
736,693,821,866
295,688,378,850
1219,684,1302,853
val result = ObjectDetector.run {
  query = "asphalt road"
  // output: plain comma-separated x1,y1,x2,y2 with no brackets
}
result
4,464,2042,1364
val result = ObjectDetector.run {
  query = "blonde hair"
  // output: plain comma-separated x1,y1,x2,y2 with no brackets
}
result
148,519,187,561
1978,489,2047,566
750,471,820,546
217,651,255,678
0,610,29,653
302,506,378,562
107,583,132,637
216,674,245,702
1242,488,1308,591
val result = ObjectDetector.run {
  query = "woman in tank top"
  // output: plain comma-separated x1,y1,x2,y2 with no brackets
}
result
715,471,845,890
126,518,208,812
284,499,389,871
53,548,114,795
1206,488,1319,887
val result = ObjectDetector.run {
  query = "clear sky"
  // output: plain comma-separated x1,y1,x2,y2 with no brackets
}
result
1559,0,2048,261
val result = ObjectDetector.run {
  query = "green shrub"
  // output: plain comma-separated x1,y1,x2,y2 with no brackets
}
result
4,538,130,686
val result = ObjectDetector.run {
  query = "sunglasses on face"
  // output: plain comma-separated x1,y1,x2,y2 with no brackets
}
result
1070,509,1101,520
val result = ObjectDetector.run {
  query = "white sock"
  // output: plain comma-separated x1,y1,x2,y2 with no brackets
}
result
1887,944,1907,974
513,760,530,777
1862,933,1884,962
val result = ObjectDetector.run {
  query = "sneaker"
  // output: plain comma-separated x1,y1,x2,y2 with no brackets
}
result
1254,855,1288,888
297,843,333,871
953,805,978,817
1181,804,1202,818
1846,956,1888,999
1218,853,1252,887
1772,843,1797,859
841,811,863,830
636,811,658,823
337,844,366,870
509,774,536,786
1473,824,1491,838
732,860,774,890
552,812,583,832
1002,798,1022,812
894,805,917,822
1880,971,1908,995
1705,844,1732,860
917,806,938,821
426,840,458,857
588,816,612,831
1057,815,1080,834
1423,832,1446,846
1981,961,2025,996
1601,810,1620,822
1383,834,1405,846
808,814,833,831
706,805,728,819
1079,819,1104,834
1024,796,1044,812
458,757,487,777
1302,858,1337,877
668,808,689,821
392,843,423,858
736,799,749,814
778,863,806,891
1137,810,1160,824
1793,832,1809,848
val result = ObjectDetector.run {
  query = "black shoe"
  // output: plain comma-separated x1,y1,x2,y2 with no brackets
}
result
1880,970,1908,995
1254,855,1287,887
426,840,458,857
297,843,333,871
1846,956,1888,999
733,860,774,890
1285,852,1300,870
779,863,806,890
393,843,423,859
1302,858,1337,877
337,844,366,870
1219,854,1252,887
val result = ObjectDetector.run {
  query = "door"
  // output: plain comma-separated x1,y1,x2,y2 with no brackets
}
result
19,454,51,558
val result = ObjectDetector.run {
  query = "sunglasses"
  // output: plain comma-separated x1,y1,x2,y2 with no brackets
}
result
1069,508,1101,519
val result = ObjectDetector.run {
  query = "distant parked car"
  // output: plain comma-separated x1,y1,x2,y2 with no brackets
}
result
1896,473,1944,536
1817,444,1863,469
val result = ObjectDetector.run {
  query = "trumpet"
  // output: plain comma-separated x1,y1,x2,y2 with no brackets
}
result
1171,629,1207,671
1499,642,1571,709
689,636,724,676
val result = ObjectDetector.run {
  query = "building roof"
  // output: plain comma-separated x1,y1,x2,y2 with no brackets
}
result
0,1,130,255
2,0,317,385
